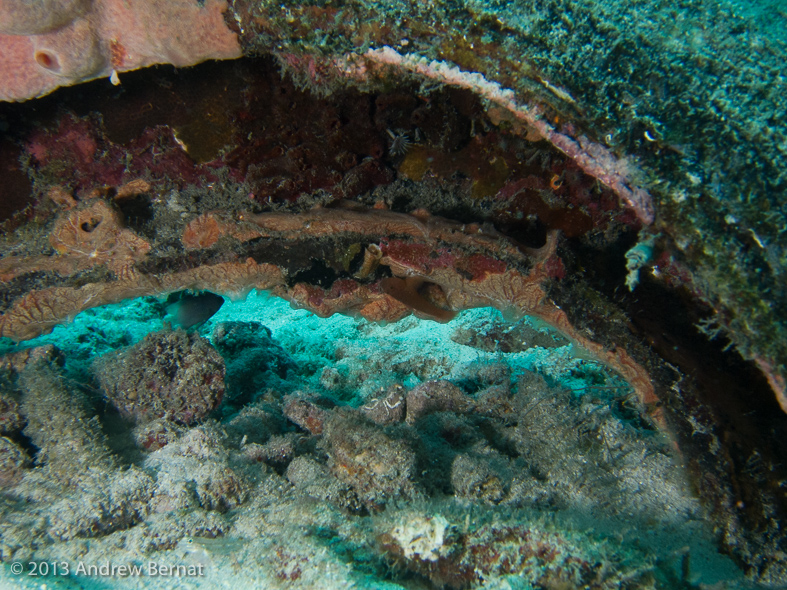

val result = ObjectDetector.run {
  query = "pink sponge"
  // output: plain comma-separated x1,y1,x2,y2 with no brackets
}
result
0,0,241,102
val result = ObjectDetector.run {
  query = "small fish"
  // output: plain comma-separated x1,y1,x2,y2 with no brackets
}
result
166,291,224,329
380,276,457,323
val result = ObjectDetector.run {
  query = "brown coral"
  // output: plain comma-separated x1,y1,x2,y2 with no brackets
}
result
49,198,150,274
0,194,151,281
113,178,151,200
182,211,264,250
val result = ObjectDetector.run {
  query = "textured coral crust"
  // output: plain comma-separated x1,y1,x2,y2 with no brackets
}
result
49,199,151,273
379,240,458,275
182,208,527,261
459,254,508,282
182,212,225,250
258,208,528,261
0,198,151,281
182,211,266,250
0,0,241,102
281,280,409,324
250,208,429,239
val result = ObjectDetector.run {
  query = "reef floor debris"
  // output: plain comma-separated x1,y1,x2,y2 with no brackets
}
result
0,293,750,588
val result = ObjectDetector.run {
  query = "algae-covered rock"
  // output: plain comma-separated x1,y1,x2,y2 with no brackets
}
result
322,411,418,510
212,320,296,407
0,436,28,488
0,388,23,435
95,329,226,425
145,426,249,513
11,359,155,543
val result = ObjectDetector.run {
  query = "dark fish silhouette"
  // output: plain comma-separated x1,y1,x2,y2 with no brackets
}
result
166,291,225,329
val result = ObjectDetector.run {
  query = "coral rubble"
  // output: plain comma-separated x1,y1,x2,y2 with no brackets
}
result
0,291,768,587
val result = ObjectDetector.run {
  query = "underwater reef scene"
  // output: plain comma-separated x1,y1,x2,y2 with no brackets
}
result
0,0,786,588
